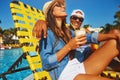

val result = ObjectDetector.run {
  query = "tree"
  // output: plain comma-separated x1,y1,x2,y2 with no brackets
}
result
3,29,11,36
103,23,113,33
114,10,120,26
9,28,16,35
99,26,105,33
83,24,92,33
83,24,91,29
114,10,120,21
0,27,3,34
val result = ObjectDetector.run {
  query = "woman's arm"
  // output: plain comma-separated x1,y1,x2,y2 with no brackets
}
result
40,30,59,70
57,34,87,62
40,30,87,70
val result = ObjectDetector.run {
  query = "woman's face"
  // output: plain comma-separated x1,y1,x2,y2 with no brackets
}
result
52,2,67,18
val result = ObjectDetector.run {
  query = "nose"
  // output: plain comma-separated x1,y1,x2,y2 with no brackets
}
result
61,5,65,9
76,18,80,22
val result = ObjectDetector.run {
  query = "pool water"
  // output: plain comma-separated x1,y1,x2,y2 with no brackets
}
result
0,48,32,80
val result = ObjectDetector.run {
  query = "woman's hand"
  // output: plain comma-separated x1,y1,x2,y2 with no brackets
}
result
67,34,87,50
32,20,47,39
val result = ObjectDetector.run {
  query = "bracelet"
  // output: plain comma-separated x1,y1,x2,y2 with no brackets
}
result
65,44,71,51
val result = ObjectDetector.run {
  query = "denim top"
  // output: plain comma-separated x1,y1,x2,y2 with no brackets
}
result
40,29,99,80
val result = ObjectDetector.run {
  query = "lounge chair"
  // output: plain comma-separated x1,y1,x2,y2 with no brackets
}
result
10,1,52,80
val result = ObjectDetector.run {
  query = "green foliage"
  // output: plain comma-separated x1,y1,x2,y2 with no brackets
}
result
113,10,120,26
114,10,120,21
0,27,3,34
83,24,91,28
100,10,120,33
0,27,16,35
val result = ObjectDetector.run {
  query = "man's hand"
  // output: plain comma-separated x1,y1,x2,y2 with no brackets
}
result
32,20,47,39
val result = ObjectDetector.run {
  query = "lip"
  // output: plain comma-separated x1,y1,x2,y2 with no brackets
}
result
73,22,79,26
74,23,79,26
62,9,65,12
62,11,65,12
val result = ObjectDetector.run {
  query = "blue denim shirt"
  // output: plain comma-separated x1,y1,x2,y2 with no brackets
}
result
40,29,99,80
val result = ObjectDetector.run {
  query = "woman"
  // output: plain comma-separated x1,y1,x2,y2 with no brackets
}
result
40,0,120,80
33,9,93,62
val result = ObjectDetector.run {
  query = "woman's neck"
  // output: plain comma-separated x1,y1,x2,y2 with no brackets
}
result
56,18,62,30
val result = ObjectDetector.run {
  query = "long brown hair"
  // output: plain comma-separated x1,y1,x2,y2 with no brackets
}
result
46,1,72,43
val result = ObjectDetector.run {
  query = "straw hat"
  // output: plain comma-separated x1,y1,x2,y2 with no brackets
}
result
43,0,65,18
42,1,52,18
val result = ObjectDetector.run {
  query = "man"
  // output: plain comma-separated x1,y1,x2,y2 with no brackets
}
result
68,9,93,61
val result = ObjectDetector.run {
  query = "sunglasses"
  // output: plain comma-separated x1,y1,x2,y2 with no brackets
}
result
70,15,84,22
53,2,65,8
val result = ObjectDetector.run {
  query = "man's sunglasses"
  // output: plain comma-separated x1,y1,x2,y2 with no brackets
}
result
70,15,84,22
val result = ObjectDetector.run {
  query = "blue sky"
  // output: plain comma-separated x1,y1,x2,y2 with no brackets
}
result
0,0,120,29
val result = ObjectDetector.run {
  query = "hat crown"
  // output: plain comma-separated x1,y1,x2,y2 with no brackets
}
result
43,0,65,18
42,1,53,17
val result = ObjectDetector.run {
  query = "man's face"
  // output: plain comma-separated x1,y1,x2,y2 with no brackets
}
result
70,11,84,29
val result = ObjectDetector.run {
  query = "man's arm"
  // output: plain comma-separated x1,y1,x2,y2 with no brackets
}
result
32,20,47,39
97,33,117,42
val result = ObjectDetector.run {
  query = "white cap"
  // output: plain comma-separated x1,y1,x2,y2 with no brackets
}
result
71,9,84,18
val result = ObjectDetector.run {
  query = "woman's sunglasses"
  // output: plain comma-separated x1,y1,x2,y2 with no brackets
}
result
70,15,84,22
53,1,65,8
